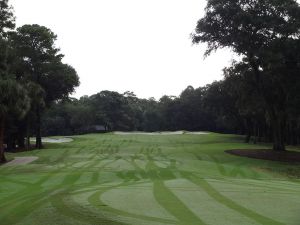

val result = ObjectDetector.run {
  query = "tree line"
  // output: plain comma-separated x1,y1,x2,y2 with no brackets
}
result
41,69,300,149
1,0,300,163
191,0,300,151
41,88,215,135
0,0,79,163
42,0,300,152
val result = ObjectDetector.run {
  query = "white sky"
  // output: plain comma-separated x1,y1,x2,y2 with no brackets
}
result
10,0,234,100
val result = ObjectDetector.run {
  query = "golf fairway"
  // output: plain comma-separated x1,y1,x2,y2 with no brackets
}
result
0,133,299,225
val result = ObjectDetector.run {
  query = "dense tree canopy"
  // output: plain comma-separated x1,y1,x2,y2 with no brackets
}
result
192,0,300,151
8,24,79,149
0,0,15,36
0,0,24,162
0,0,79,162
1,0,300,161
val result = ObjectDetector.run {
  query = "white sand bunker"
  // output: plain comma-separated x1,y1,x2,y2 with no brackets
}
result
5,157,38,166
160,131,184,135
114,131,184,135
114,131,208,135
185,132,209,135
114,132,155,135
42,137,73,143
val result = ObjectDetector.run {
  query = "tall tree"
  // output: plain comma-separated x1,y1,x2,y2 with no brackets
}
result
0,0,15,36
0,0,15,75
10,24,79,148
192,0,300,151
0,0,29,163
0,80,30,162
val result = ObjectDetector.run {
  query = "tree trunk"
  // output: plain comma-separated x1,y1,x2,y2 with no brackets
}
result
244,118,252,143
295,126,299,146
253,121,258,144
257,124,262,142
17,133,25,149
26,117,31,151
249,58,286,151
245,132,251,143
7,136,15,152
35,107,43,149
0,117,6,163
271,113,286,151
286,122,292,146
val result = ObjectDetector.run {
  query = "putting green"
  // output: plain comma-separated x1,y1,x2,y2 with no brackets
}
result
0,133,299,225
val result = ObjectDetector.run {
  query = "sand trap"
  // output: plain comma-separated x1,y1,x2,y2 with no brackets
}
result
160,131,184,135
114,131,185,135
114,131,208,135
185,132,209,135
41,137,73,143
5,157,38,166
114,132,157,135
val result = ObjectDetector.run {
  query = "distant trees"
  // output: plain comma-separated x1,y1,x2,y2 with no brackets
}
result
89,91,136,131
0,0,79,162
41,88,225,136
192,0,300,151
41,76,300,147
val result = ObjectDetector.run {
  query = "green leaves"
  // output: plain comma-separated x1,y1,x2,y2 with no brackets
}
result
9,24,61,75
192,0,300,56
9,24,79,106
0,0,15,37
0,78,30,118
192,0,300,150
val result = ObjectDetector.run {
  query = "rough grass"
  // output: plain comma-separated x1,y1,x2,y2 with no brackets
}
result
0,133,300,225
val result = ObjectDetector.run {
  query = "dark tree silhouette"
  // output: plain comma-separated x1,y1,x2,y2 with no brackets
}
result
192,0,300,151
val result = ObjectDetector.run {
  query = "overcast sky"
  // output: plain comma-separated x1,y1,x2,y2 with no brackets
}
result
11,0,234,100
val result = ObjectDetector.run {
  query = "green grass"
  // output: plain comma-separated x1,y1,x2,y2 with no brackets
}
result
0,132,300,225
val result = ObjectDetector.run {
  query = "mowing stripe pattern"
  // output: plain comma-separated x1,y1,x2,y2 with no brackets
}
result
0,133,299,225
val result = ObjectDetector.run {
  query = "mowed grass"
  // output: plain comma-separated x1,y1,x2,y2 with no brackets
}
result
0,133,300,225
